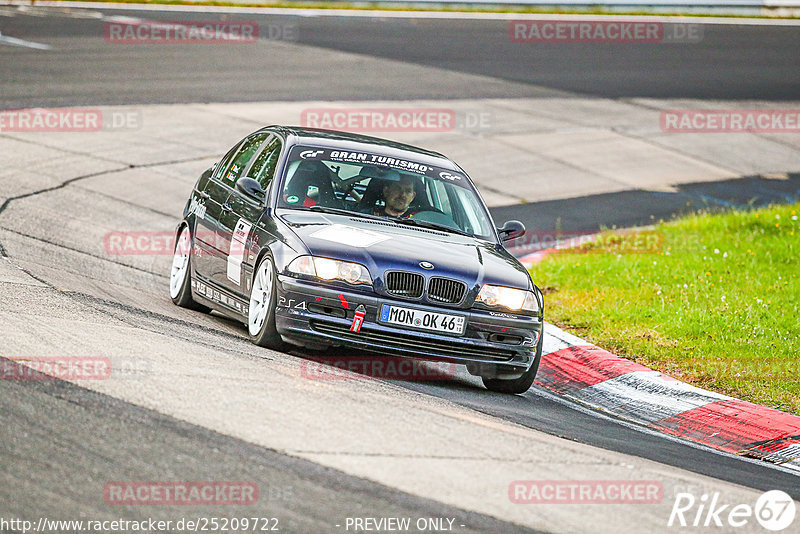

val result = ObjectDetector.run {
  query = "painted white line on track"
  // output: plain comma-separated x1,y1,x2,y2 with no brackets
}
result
541,321,592,354
4,0,800,25
572,370,731,423
103,14,145,22
0,31,52,49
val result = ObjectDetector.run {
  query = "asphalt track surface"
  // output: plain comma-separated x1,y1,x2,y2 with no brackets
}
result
1,5,799,533
1,358,538,533
1,7,800,108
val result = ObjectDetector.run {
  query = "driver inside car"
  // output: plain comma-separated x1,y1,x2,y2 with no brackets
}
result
372,174,418,218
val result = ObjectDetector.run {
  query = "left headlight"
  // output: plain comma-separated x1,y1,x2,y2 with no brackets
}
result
287,255,372,286
475,284,539,313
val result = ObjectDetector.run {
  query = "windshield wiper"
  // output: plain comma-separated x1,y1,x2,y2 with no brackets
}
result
389,217,471,237
286,206,471,236
294,205,383,221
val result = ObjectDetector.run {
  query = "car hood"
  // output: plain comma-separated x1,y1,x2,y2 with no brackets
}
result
279,210,531,294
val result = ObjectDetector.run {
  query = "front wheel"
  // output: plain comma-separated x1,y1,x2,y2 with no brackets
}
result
248,254,287,350
482,331,543,394
169,225,210,312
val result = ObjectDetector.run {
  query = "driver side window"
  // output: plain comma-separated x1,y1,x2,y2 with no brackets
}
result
219,133,270,185
213,141,243,182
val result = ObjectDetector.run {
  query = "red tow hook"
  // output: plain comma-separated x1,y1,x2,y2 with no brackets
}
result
350,304,366,333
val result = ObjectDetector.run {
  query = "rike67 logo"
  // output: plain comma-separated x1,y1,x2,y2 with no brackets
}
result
668,490,796,531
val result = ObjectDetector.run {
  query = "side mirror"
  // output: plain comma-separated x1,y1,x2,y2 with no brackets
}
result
497,220,525,242
236,177,266,203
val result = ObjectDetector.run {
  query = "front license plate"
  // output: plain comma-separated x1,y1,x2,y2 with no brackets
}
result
379,304,465,335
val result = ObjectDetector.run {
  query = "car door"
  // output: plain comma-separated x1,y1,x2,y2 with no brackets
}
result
220,134,283,297
192,139,243,281
210,132,273,289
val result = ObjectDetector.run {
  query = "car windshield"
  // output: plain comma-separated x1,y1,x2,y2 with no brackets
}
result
277,145,497,240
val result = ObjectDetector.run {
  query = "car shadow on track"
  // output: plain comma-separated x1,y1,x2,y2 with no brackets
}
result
289,344,488,392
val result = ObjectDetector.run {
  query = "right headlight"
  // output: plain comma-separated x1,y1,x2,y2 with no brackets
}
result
287,255,372,286
475,284,540,314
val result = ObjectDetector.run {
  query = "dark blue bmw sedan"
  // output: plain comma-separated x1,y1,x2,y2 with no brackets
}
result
170,126,543,393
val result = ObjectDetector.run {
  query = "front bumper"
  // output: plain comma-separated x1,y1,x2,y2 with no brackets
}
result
274,275,542,372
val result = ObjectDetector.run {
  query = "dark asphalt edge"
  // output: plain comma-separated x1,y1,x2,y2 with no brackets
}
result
489,172,800,237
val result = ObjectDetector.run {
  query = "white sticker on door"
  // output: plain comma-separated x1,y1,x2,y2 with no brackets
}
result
227,218,253,284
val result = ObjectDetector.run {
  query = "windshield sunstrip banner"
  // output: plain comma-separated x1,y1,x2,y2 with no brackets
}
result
294,147,470,188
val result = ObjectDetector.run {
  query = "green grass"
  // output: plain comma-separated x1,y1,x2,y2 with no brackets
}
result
530,203,800,414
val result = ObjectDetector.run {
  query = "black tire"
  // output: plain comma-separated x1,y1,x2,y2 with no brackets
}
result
482,328,543,394
170,225,210,313
247,253,288,351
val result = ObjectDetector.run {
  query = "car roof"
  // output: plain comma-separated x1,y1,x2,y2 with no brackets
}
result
262,125,461,171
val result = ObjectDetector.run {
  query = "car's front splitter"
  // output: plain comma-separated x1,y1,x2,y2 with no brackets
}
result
274,275,541,372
